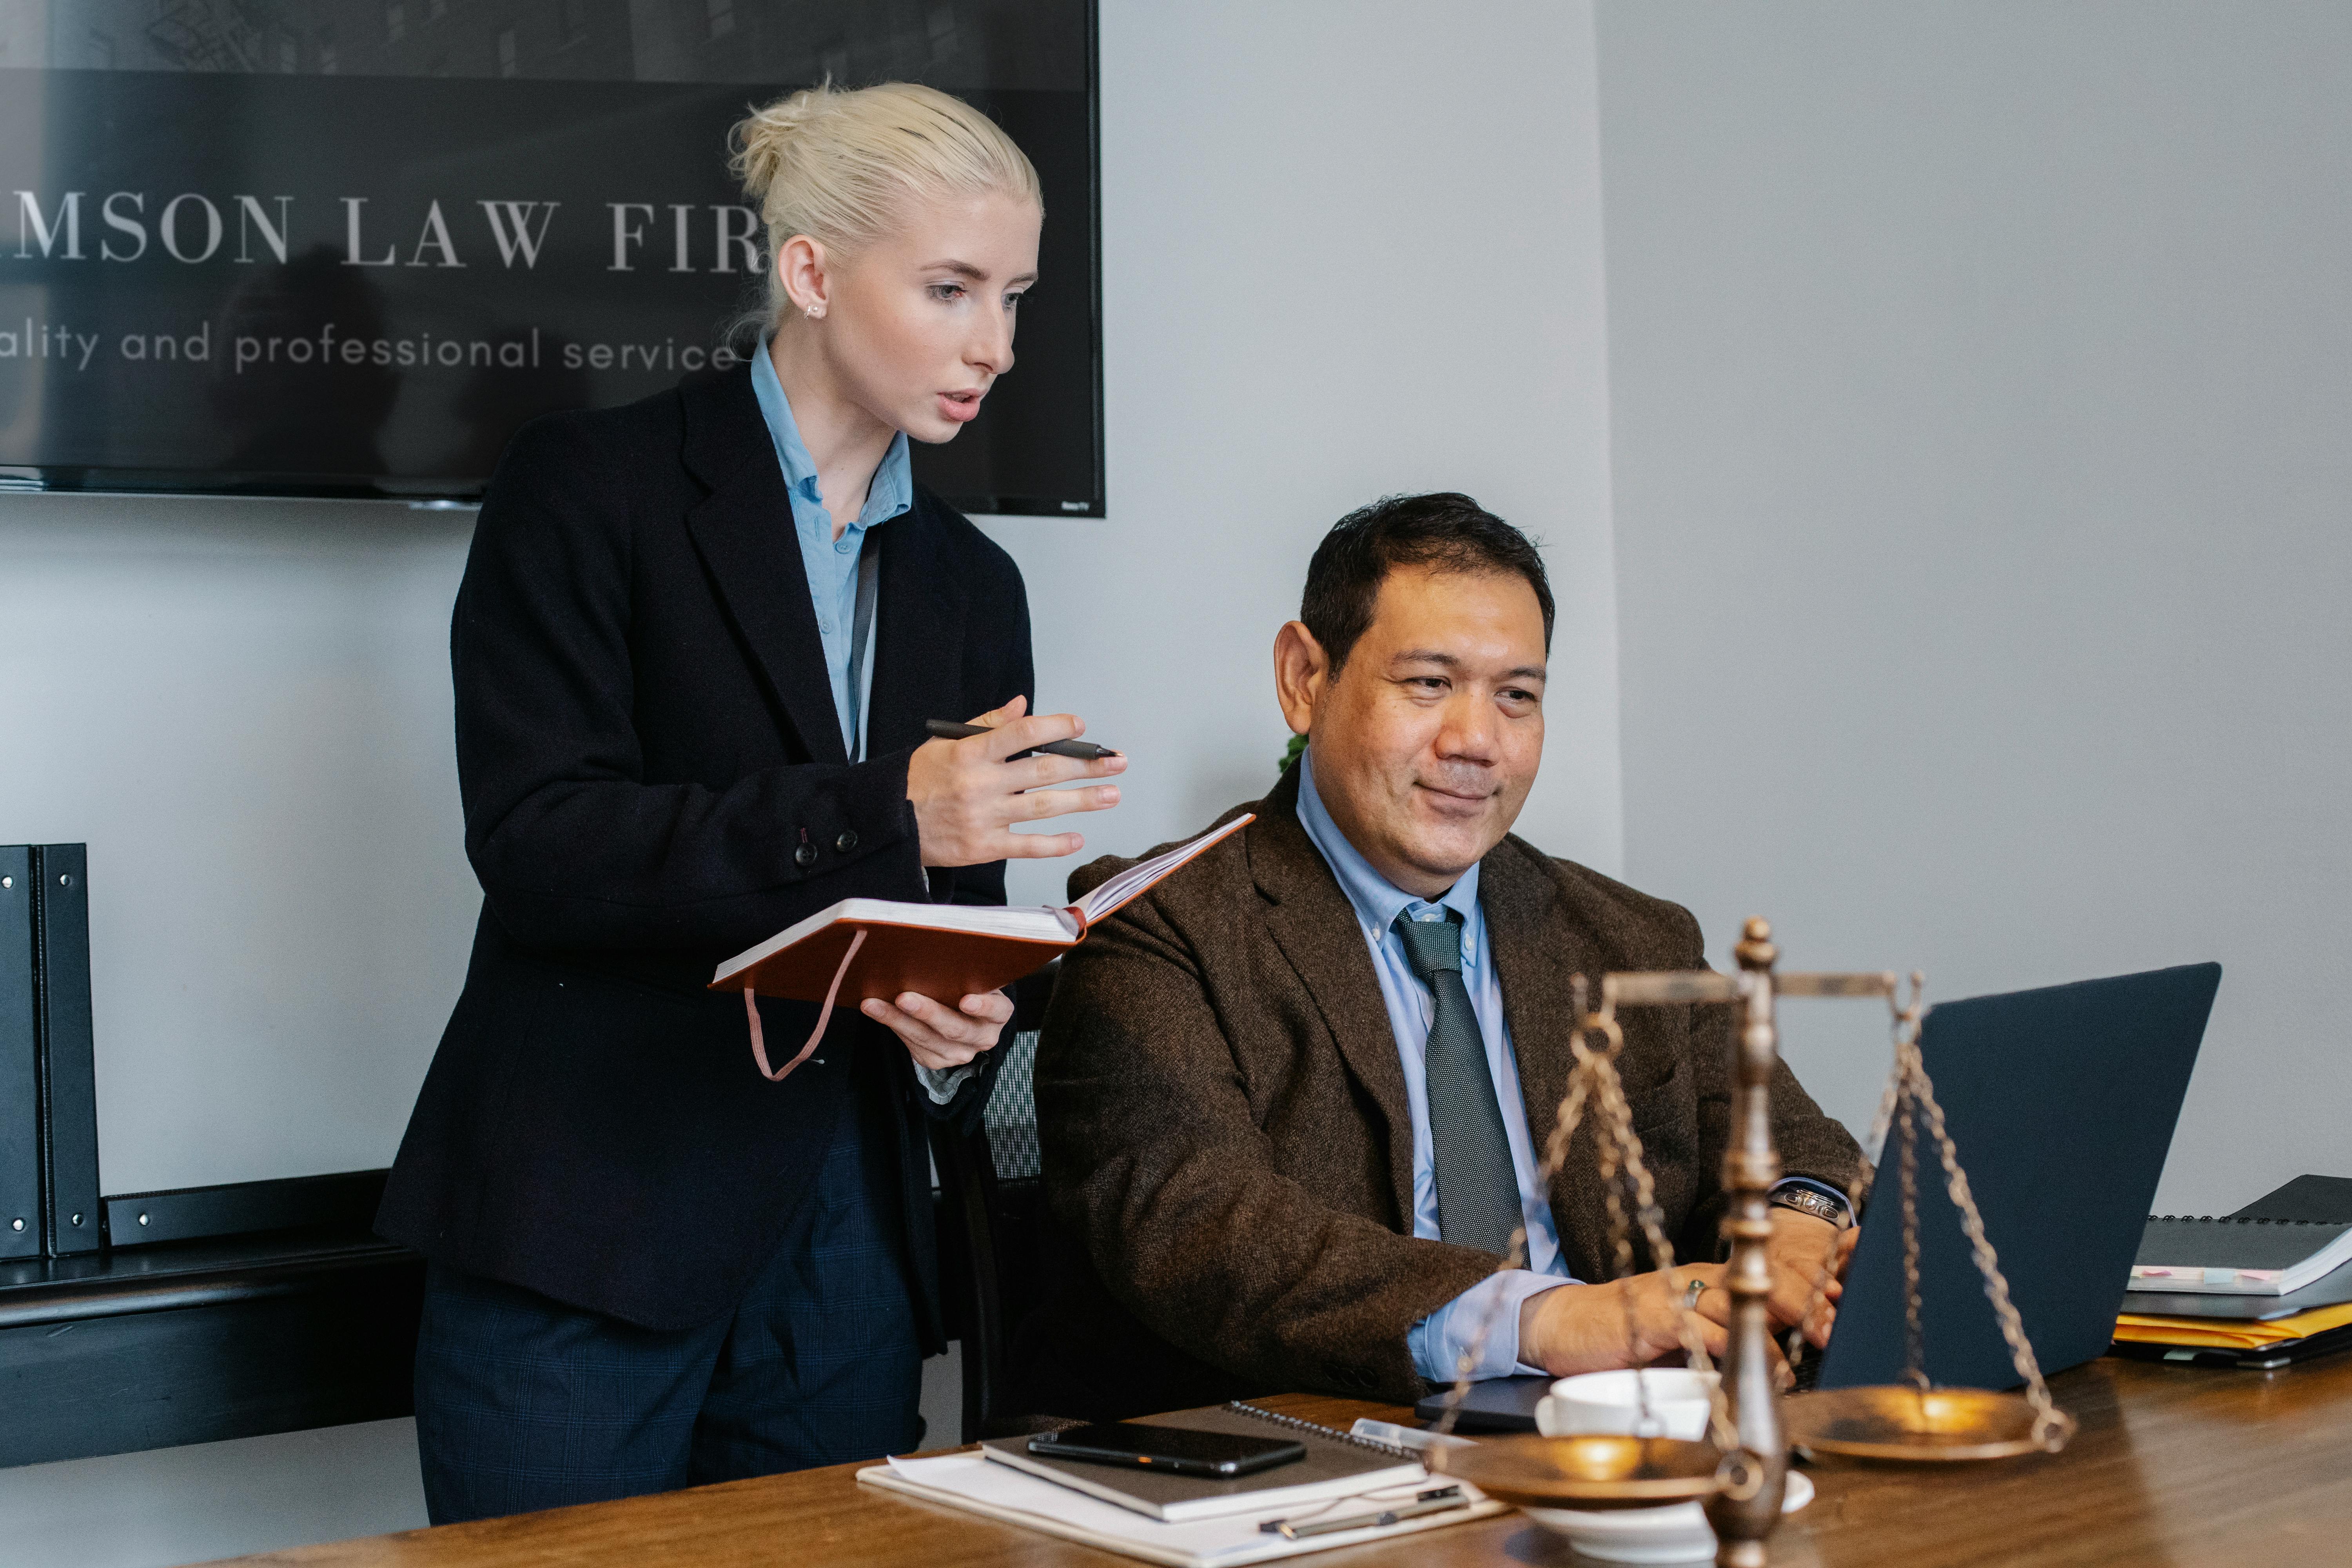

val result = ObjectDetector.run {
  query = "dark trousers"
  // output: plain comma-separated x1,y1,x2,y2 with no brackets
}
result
412,1102,924,1523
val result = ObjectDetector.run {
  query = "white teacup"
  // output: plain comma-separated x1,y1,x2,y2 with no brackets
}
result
1536,1368,1719,1443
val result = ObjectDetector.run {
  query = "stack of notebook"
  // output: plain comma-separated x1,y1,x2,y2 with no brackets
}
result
2114,1174,2352,1368
857,1402,1502,1566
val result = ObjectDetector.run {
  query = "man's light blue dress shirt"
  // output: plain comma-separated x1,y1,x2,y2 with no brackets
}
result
753,342,974,1104
1292,749,1575,1380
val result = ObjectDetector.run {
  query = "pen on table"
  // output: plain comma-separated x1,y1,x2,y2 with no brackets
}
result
1259,1486,1470,1540
925,719,1122,762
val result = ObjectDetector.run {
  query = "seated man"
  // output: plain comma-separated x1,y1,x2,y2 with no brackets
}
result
1022,492,1862,1416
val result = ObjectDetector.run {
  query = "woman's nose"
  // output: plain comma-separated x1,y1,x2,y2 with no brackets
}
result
970,307,1016,377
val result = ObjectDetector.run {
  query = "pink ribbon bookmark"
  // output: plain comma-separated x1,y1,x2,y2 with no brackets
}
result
745,928,867,1081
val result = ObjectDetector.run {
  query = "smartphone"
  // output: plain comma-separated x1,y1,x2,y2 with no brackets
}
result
1027,1422,1307,1477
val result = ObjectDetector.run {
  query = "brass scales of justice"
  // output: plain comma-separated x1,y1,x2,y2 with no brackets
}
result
1425,918,2077,1568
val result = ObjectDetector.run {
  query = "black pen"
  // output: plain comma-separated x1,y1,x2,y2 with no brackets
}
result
924,719,1121,761
1259,1486,1470,1540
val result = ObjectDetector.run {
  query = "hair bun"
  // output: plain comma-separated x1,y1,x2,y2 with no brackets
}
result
728,85,831,207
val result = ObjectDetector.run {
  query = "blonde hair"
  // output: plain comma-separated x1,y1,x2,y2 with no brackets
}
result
729,81,1043,328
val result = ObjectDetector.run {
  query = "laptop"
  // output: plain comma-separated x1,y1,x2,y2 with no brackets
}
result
1415,962,2222,1427
1814,961,2220,1391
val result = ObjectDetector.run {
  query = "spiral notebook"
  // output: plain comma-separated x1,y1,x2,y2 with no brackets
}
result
2130,1216,2352,1296
2123,1174,2352,1318
977,1403,1424,1523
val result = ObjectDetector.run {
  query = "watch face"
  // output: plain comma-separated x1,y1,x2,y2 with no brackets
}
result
1775,1190,1844,1223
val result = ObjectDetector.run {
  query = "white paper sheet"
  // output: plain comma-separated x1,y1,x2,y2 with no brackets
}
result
858,1452,1499,1568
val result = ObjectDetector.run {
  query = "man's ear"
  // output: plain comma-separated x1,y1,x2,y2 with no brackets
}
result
1272,621,1329,739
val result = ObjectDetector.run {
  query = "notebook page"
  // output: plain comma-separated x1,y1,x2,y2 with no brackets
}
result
1073,815,1255,927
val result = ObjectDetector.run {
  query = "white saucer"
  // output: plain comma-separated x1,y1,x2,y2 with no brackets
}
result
1520,1469,1814,1565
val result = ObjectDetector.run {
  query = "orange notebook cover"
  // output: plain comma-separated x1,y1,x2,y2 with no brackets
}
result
708,815,1251,1080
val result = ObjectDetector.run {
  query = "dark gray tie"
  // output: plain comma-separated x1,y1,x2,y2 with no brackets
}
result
1394,911,1523,1255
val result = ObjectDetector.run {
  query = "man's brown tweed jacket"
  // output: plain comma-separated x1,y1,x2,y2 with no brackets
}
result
1024,763,1863,1413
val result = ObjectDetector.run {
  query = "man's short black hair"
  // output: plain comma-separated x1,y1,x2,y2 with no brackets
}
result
1300,492,1554,673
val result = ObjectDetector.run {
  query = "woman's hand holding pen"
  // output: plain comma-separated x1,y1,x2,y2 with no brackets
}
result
906,694,1126,866
880,695,1122,1070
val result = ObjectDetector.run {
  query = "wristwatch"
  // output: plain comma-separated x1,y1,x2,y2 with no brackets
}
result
1768,1185,1851,1230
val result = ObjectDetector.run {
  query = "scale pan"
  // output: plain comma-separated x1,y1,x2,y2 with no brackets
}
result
1783,1385,2074,1462
1430,1434,1724,1508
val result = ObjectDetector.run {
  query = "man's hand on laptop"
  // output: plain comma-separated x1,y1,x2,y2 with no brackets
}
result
1518,1268,1742,1375
1519,1219,1858,1377
1763,1211,1860,1348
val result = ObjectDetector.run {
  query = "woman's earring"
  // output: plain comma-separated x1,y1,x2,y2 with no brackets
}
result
805,305,823,319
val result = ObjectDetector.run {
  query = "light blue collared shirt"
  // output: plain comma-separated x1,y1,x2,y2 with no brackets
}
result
750,339,913,760
755,343,974,1104
1292,749,1575,1381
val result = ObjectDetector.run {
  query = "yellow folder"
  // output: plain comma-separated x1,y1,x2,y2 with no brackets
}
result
2113,1299,2352,1350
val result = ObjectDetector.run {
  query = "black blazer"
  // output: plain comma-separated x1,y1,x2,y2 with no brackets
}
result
377,365,1027,1339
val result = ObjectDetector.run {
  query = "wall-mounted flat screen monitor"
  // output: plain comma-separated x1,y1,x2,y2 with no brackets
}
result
0,0,1100,515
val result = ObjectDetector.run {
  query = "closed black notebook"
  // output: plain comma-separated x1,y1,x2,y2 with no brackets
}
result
979,1403,1422,1522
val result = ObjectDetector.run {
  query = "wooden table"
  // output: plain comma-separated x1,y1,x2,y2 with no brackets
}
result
208,1354,2352,1568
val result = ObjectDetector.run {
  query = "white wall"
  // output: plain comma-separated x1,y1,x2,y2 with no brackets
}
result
0,495,479,1197
0,3,1619,1561
987,0,1620,898
1596,1,2352,1209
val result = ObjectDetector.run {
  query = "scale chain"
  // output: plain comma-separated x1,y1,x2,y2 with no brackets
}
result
1898,1083,1927,1392
1590,1041,1736,1443
1779,976,2069,1450
1782,1018,1905,1372
1588,1007,1738,1449
1907,1045,2068,1446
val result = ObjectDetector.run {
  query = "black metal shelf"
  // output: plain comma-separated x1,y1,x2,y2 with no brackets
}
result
0,1191,424,1468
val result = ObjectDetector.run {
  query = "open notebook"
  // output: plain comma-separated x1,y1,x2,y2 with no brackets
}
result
710,814,1252,1080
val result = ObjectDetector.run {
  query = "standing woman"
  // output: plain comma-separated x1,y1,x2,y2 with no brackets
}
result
377,82,1120,1523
